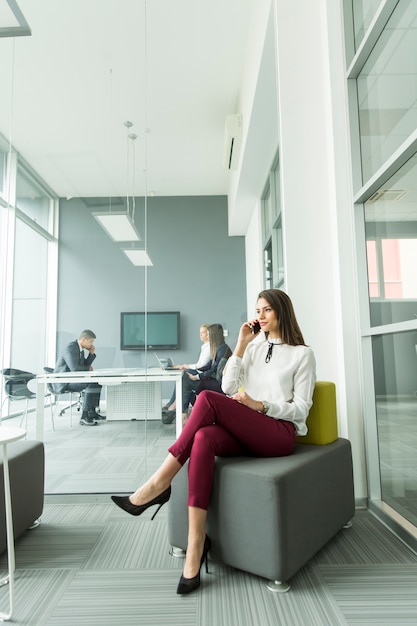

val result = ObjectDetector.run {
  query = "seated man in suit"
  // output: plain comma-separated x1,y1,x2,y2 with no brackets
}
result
53,329,103,426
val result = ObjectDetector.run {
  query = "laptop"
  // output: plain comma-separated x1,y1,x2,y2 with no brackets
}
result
154,353,177,370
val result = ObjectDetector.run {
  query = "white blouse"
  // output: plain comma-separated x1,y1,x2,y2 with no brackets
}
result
189,341,211,370
222,338,316,436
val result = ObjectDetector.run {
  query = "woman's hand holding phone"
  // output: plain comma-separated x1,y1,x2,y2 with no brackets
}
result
251,321,261,334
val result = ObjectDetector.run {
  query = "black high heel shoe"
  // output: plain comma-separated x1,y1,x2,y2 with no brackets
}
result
111,486,171,520
177,535,211,595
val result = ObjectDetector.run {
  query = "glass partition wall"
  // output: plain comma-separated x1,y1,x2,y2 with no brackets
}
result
0,2,164,497
0,1,253,498
0,154,169,497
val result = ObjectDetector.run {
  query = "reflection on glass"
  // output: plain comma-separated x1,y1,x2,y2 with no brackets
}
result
352,0,384,50
357,1,417,183
365,154,417,325
372,330,417,527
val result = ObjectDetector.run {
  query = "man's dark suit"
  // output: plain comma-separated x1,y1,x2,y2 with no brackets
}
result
53,339,101,411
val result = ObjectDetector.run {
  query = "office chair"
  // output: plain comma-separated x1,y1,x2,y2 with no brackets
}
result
44,367,82,429
1,368,36,427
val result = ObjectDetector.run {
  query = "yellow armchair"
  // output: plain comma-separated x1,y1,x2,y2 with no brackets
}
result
296,380,338,445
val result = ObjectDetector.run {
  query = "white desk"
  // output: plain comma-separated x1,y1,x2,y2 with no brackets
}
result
35,368,183,439
0,426,26,621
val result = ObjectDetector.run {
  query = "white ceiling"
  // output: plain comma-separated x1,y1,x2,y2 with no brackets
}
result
0,0,254,199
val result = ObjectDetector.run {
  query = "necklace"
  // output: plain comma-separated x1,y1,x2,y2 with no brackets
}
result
265,338,282,363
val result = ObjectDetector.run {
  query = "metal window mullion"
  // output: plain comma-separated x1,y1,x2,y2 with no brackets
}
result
354,131,417,205
15,207,56,242
346,0,401,78
361,334,382,501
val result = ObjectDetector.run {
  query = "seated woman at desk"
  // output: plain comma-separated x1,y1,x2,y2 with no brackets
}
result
162,323,210,424
111,289,316,594
187,342,232,413
180,323,231,425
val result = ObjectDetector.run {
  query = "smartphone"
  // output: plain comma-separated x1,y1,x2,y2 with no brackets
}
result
252,321,261,334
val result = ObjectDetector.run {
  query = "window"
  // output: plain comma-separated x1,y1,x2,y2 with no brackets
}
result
346,0,417,533
16,165,53,232
1,147,58,418
352,0,387,50
264,242,273,289
365,155,417,325
0,148,6,200
261,156,285,289
372,329,417,528
357,1,417,183
11,218,49,373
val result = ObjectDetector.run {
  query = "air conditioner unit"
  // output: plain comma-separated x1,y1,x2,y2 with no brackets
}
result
223,113,242,170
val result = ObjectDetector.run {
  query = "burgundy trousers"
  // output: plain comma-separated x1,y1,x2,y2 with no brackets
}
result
168,390,296,510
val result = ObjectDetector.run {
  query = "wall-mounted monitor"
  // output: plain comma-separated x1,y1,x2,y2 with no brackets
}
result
120,311,180,350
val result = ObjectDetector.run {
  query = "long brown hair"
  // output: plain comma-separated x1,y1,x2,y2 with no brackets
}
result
258,289,306,346
208,323,225,361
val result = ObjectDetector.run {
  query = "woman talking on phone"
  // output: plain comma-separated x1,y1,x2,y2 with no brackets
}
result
111,289,316,594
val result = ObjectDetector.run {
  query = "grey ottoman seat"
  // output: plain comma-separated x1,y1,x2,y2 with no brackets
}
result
167,381,355,591
0,440,45,554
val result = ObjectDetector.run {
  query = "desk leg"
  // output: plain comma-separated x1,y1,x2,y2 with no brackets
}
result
175,376,182,438
0,444,15,621
35,381,45,441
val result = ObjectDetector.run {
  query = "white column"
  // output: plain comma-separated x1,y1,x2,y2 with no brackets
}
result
274,0,366,497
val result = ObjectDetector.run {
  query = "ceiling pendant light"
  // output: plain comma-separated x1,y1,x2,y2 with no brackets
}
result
92,211,141,242
122,248,153,266
93,120,141,243
0,0,31,38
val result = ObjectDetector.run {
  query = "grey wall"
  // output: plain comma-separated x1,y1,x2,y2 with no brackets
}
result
57,196,247,381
